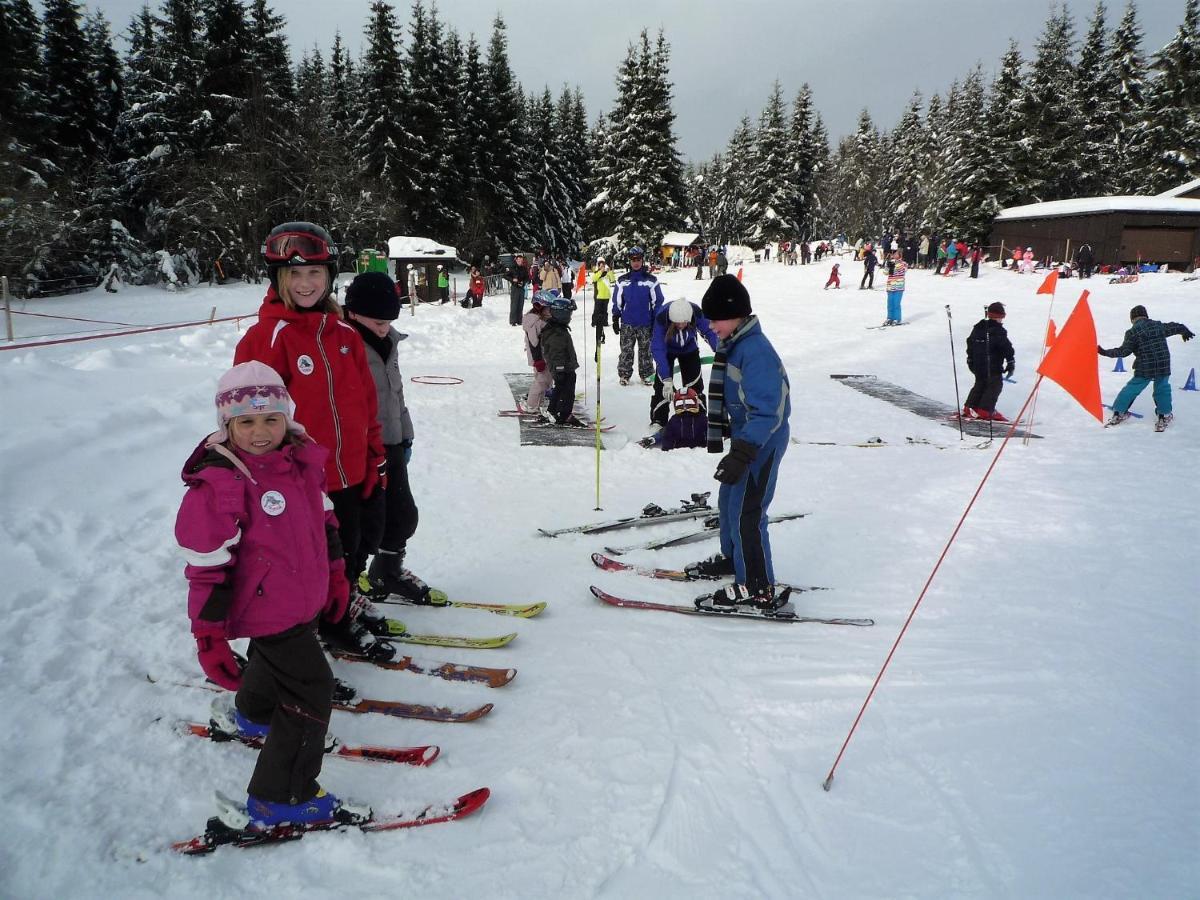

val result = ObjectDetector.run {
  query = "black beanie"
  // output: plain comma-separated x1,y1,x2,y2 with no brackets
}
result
345,271,400,320
1130,305,1148,321
986,302,1006,318
701,274,752,321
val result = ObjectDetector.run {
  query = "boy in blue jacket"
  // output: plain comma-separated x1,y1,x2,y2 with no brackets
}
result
686,275,792,612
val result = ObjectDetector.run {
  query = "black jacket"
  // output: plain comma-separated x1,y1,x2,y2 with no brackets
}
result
966,319,1015,375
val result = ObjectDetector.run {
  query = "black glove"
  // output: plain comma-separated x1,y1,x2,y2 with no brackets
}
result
1182,328,1195,342
713,438,758,485
1004,361,1015,377
612,313,621,335
1096,344,1104,354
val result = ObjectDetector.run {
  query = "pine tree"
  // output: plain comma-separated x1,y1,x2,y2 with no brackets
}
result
744,81,795,245
479,15,532,249
884,92,928,237
1108,1,1149,191
554,86,586,255
979,41,1027,213
84,12,123,159
1134,0,1200,192
527,87,573,253
0,0,53,175
1022,4,1081,201
41,0,100,164
356,0,417,233
328,33,354,140
788,84,821,240
939,67,994,239
403,1,448,236
1075,2,1118,194
456,32,491,257
713,116,755,244
200,0,252,147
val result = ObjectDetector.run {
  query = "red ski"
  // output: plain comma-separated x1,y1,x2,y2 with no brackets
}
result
328,649,517,688
182,722,440,766
590,552,827,591
172,788,490,854
589,585,873,626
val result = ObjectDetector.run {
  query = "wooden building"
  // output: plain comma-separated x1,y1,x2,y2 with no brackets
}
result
990,188,1200,271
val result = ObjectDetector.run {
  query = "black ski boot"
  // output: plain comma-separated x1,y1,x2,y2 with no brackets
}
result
319,613,396,663
364,550,435,604
697,583,791,614
684,553,735,581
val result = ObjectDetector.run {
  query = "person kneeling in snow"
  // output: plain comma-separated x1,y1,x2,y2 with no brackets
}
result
639,389,708,450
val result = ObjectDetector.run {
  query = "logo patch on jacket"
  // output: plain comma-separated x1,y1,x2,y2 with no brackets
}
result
261,491,286,516
340,345,350,355
296,354,314,375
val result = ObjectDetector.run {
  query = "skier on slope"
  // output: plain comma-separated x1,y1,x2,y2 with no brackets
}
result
341,272,438,608
685,274,793,613
612,246,667,385
176,361,371,831
1099,305,1194,430
962,301,1015,422
233,222,395,663
648,298,719,432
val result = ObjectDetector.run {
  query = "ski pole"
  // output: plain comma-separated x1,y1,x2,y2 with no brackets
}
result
946,305,964,440
594,328,603,511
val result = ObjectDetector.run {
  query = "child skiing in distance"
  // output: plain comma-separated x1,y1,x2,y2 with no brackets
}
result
176,361,369,830
963,302,1015,421
521,293,553,417
686,275,792,613
1099,305,1194,430
539,292,586,427
342,272,437,607
883,250,906,325
824,262,840,290
233,222,394,663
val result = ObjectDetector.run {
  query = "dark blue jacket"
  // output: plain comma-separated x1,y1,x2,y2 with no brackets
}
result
612,269,666,328
650,301,719,379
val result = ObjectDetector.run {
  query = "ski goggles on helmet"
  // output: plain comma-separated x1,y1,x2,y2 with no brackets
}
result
262,230,337,265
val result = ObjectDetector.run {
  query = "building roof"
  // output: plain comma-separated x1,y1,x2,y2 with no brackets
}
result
660,231,701,246
1156,178,1200,199
386,236,459,260
995,196,1200,221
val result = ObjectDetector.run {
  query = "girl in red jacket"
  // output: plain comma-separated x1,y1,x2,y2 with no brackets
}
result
233,222,394,662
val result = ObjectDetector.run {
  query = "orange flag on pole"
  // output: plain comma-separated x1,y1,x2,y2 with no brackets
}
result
1036,290,1103,422
736,267,744,282
575,264,587,291
1036,270,1059,296
1045,319,1057,347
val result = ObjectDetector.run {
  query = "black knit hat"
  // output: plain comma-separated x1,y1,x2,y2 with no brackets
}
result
1130,305,1148,321
345,271,400,320
986,302,1006,318
701,274,752,321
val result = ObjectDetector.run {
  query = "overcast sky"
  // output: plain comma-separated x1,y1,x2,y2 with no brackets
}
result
91,0,1183,161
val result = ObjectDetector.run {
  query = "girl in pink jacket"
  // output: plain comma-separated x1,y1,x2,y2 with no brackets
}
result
175,361,368,831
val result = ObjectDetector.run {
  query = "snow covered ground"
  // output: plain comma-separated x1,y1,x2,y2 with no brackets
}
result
1,258,1196,898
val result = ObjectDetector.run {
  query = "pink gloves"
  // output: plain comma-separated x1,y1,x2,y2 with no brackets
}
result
192,621,241,691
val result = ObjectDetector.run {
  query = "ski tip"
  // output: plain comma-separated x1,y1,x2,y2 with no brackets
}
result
422,745,441,765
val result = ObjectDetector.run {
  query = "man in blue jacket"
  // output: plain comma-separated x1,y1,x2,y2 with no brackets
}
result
686,275,792,613
611,246,666,385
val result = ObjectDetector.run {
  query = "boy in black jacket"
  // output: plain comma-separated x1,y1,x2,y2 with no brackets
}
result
964,302,1015,422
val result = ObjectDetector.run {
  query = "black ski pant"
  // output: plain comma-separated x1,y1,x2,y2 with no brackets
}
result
860,268,875,289
360,442,419,559
965,371,1004,413
329,484,376,582
509,283,525,325
238,620,334,803
549,370,578,423
651,350,704,427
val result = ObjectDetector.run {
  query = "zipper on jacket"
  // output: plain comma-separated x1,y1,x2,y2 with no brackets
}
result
314,316,348,489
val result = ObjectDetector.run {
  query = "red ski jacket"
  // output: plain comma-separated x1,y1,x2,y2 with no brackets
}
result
233,289,383,491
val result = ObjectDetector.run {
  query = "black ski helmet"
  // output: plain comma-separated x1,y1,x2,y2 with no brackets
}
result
261,221,339,289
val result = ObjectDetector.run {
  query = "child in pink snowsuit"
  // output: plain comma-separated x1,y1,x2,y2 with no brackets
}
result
824,263,841,290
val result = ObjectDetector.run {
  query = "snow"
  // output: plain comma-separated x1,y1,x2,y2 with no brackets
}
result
1155,177,1200,198
995,195,1200,220
386,236,459,260
1,262,1197,897
660,232,700,247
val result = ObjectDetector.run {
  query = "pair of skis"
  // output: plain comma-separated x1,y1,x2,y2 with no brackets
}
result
538,493,713,537
360,589,545,650
602,511,809,555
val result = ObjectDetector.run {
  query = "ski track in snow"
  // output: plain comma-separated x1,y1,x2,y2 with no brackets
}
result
1,264,1197,898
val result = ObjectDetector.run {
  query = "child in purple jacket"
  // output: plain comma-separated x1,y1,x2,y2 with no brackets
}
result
175,361,368,831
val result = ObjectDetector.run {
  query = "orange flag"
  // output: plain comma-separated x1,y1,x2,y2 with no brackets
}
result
736,267,744,282
1045,319,1057,347
1036,270,1058,296
1036,291,1103,422
575,263,587,291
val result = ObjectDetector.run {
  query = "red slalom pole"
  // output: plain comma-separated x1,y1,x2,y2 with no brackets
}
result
821,378,1042,791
